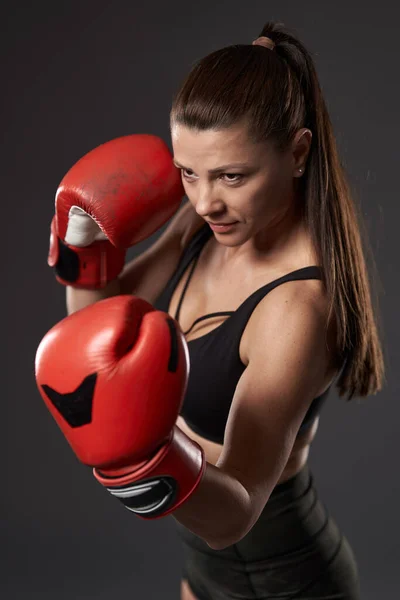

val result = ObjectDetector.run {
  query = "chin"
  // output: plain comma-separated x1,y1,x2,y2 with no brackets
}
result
213,232,246,248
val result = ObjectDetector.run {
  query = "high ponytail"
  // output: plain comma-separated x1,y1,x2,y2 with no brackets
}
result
170,22,386,399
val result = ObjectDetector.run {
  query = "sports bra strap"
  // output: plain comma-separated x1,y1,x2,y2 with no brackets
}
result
174,253,200,322
182,311,234,336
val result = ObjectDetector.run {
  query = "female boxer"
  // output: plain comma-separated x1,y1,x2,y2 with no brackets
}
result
45,21,385,600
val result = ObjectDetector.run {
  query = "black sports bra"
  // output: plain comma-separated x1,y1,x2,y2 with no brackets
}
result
154,223,337,444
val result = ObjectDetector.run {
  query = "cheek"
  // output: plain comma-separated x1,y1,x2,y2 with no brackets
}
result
260,167,293,201
181,177,194,200
246,173,292,218
252,174,281,203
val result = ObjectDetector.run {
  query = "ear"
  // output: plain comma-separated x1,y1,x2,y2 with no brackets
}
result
291,128,312,177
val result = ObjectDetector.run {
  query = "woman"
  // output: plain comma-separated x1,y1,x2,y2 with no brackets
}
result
152,22,384,600
63,21,384,600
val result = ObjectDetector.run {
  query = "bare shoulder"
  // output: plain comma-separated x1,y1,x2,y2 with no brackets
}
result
249,274,330,331
242,275,337,377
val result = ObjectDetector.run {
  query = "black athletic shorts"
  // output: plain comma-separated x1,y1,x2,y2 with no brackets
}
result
176,464,360,599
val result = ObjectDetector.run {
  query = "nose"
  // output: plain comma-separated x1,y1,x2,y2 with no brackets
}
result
191,183,225,219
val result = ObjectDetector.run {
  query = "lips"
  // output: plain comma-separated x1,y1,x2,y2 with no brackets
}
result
208,221,237,225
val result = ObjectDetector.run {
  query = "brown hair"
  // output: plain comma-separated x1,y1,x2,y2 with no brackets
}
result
170,21,386,400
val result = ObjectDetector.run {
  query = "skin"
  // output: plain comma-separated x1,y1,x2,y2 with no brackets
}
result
169,121,332,600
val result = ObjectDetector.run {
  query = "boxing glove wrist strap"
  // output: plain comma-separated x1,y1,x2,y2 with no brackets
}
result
48,217,126,289
93,426,206,520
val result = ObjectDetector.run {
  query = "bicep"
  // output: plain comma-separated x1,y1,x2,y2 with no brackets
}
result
216,283,331,507
119,201,198,304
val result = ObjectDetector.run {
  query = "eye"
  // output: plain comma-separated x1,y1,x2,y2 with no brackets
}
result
180,169,244,184
222,173,243,183
181,168,196,179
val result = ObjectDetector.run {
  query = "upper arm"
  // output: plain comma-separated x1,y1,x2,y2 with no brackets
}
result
216,281,331,521
119,200,202,304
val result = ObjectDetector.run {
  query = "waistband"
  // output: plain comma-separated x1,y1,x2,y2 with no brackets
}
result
269,462,312,497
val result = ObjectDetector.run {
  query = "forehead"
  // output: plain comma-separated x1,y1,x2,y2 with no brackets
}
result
171,123,268,164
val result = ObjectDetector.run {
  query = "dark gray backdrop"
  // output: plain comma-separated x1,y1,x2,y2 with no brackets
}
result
3,2,399,598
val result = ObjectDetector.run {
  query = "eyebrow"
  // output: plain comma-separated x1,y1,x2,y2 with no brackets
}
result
173,160,251,173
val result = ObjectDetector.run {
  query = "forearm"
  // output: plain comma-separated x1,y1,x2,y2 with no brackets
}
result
66,277,122,315
172,461,253,550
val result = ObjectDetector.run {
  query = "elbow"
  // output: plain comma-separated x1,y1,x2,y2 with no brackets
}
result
206,537,228,551
206,520,253,551
206,497,262,551
206,537,229,551
207,538,237,551
206,497,269,551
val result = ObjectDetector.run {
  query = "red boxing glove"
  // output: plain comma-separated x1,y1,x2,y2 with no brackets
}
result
34,296,205,519
48,134,184,289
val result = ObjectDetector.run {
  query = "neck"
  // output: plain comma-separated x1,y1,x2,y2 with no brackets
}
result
216,201,307,268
